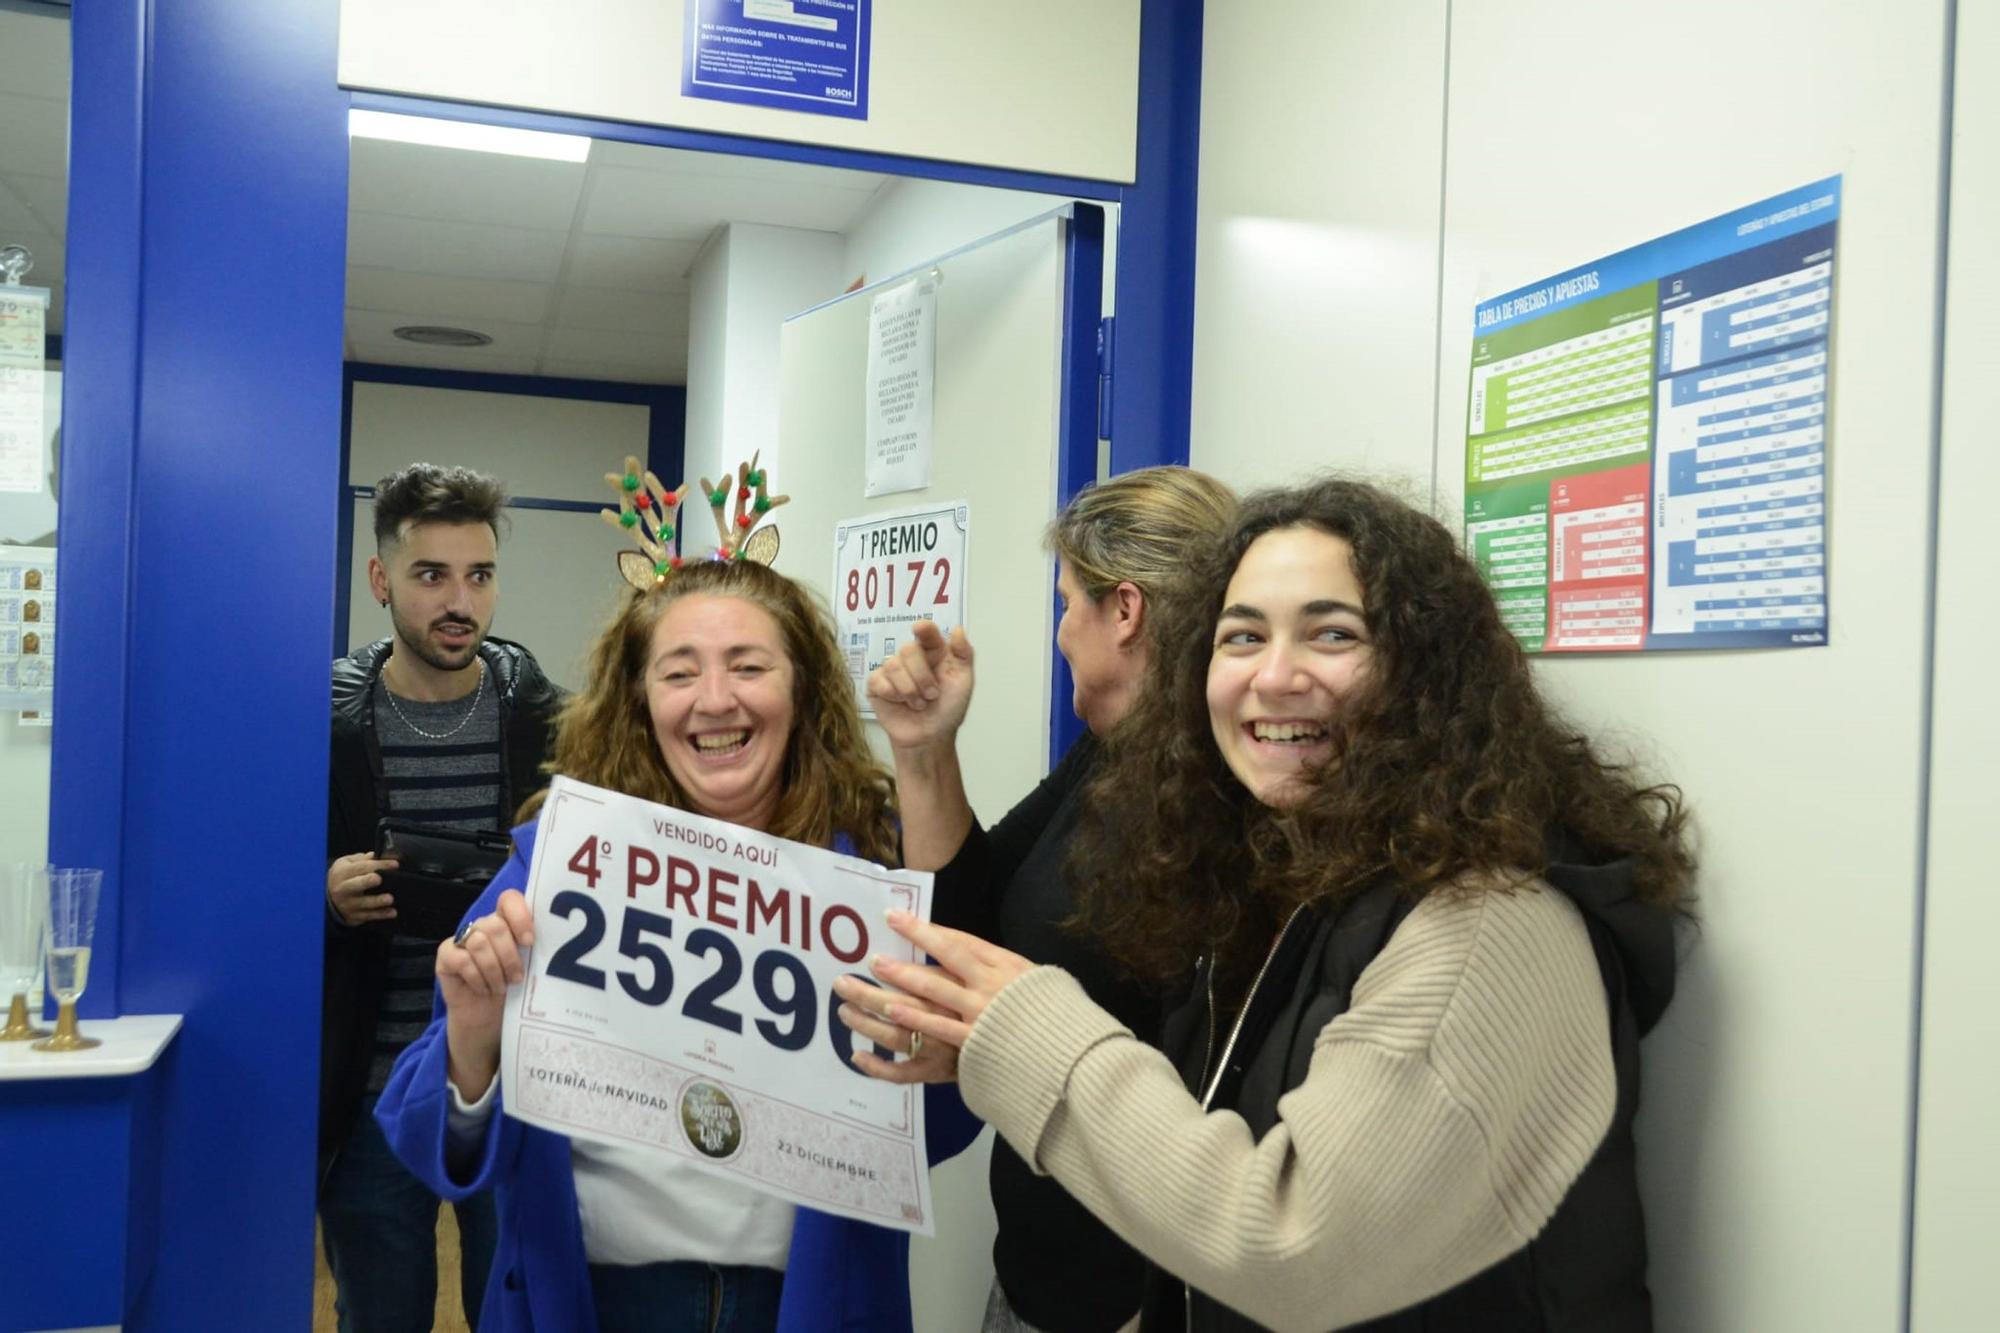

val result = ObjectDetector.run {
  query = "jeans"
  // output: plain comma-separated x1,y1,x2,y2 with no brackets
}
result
320,1093,498,1332
589,1260,785,1333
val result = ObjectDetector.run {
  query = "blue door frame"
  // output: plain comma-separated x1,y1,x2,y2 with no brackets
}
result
52,0,1201,1325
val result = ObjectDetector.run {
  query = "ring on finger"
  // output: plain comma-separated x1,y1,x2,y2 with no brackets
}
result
909,1031,924,1058
453,921,475,949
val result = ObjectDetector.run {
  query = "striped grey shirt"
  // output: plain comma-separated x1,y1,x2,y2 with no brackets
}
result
366,679,503,1095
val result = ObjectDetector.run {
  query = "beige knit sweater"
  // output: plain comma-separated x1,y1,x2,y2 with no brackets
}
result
957,881,1617,1333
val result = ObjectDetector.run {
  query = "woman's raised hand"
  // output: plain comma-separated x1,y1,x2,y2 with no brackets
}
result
437,888,535,1101
866,621,975,752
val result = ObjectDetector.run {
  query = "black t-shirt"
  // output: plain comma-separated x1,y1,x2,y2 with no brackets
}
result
932,734,1157,1332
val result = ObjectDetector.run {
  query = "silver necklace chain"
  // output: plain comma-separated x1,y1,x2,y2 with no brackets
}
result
382,659,487,740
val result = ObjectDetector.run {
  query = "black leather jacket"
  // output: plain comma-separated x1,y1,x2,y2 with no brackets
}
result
318,636,562,1185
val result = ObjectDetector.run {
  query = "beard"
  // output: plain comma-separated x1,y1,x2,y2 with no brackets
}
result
387,600,486,673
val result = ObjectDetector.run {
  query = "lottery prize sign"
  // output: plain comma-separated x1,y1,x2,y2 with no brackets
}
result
502,776,937,1233
832,501,969,717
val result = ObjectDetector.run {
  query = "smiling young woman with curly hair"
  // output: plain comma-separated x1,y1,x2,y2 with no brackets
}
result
845,476,1694,1333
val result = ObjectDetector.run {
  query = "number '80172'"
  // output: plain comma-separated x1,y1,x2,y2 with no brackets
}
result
846,558,950,612
540,884,889,1072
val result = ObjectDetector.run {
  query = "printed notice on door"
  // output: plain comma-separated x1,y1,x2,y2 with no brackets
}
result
864,276,936,498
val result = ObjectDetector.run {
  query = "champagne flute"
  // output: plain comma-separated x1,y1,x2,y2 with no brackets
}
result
0,863,51,1040
34,868,103,1053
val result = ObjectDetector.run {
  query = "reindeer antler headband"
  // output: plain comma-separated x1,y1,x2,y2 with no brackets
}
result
600,451,790,591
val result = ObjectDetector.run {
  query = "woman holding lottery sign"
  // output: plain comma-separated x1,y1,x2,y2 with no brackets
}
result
376,456,976,1333
842,478,1695,1332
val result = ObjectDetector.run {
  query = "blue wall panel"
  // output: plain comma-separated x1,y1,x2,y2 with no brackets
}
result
1112,0,1203,472
0,1078,135,1329
60,0,347,1325
51,0,142,1019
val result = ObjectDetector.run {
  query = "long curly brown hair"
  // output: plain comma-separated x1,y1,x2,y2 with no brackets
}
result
1070,477,1694,987
528,560,898,864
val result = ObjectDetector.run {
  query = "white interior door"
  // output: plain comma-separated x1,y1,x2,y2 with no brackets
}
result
775,209,1083,1330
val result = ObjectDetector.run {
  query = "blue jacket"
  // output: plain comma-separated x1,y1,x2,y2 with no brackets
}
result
377,819,983,1333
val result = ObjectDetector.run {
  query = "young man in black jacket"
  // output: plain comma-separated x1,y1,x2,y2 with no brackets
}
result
320,464,562,1331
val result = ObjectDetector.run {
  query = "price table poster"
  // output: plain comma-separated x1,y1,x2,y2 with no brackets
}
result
832,501,968,717
683,0,870,121
1465,178,1838,652
503,776,938,1233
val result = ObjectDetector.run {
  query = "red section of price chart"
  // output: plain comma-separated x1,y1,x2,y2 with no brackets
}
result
1546,463,1650,652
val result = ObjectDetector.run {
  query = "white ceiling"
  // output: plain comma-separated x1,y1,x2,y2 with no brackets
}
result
0,4,891,382
345,138,888,385
0,4,71,335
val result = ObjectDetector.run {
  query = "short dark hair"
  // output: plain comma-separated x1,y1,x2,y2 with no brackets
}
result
372,464,508,548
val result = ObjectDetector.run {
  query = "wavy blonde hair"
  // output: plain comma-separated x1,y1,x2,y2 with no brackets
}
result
1045,466,1237,622
528,560,897,864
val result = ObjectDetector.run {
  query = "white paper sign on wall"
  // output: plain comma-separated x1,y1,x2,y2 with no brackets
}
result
832,502,968,716
863,276,935,497
0,287,48,496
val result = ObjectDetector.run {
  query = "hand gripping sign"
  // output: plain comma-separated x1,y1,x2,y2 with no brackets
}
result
501,776,936,1233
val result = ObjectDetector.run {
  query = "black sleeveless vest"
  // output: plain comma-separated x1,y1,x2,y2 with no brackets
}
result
1140,882,1655,1332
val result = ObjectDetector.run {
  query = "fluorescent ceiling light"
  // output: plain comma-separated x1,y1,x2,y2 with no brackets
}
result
348,109,590,163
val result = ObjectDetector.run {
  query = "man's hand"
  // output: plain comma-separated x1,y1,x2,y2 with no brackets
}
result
866,621,975,753
327,852,398,927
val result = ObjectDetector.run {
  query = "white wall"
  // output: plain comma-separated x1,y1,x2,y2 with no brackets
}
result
684,227,732,492
681,222,844,492
345,381,657,691
1190,2,1445,491
1194,2,1960,1328
735,223,843,488
1910,3,2000,1324
842,178,1063,291
338,0,1141,183
686,181,1096,498
1438,7,1943,1328
843,177,1119,324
